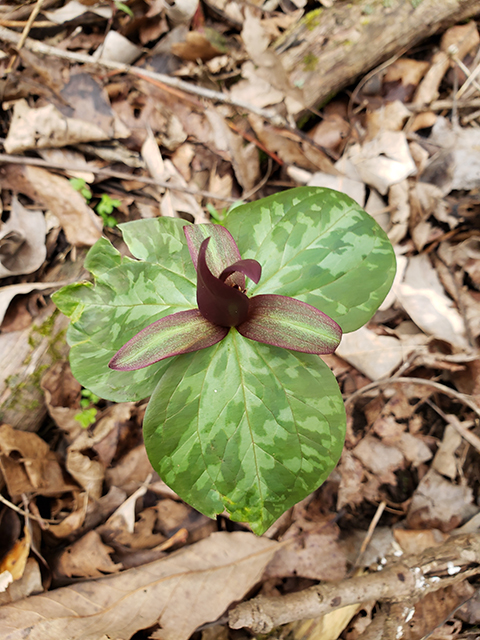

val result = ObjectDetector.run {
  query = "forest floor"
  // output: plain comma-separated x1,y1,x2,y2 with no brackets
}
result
1,1,480,639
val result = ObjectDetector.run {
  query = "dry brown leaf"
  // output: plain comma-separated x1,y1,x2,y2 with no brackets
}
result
352,435,405,485
0,531,277,640
0,197,46,279
0,558,42,605
54,530,122,579
337,450,381,509
0,525,30,581
407,469,477,532
40,362,82,443
432,425,463,480
265,525,346,581
393,529,448,556
0,164,102,246
336,326,405,381
105,444,154,494
397,254,469,350
0,281,67,327
171,31,224,61
65,450,104,501
0,424,75,500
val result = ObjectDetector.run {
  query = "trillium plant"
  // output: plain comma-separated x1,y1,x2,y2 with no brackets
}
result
53,187,395,534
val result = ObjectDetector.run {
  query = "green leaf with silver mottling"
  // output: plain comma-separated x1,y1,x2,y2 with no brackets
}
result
53,219,198,402
143,330,345,534
224,187,396,333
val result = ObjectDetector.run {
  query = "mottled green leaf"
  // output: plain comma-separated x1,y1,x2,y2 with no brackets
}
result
53,221,198,402
144,330,345,534
224,187,396,333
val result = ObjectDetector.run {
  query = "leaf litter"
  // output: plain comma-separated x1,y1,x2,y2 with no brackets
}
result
1,1,480,639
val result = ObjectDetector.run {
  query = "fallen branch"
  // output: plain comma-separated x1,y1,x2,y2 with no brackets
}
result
228,532,480,633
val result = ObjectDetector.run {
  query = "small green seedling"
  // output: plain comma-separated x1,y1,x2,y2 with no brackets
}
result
54,187,396,533
70,179,121,228
74,388,100,428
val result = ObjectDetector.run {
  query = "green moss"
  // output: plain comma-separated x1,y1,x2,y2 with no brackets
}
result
302,53,318,72
2,364,49,415
301,8,323,31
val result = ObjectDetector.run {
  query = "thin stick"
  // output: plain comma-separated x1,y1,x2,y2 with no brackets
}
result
0,25,288,129
0,493,57,525
427,400,480,454
5,0,46,73
354,500,387,569
344,376,480,419
0,153,239,203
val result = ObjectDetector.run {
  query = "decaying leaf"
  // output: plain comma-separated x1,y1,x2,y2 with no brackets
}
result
0,531,277,640
0,197,46,279
53,530,122,579
397,254,469,350
336,326,405,380
0,164,102,246
0,282,67,327
0,424,75,500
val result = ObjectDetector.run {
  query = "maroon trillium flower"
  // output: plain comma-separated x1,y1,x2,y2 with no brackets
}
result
109,224,342,371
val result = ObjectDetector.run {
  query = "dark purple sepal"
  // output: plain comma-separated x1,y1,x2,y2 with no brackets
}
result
197,238,250,327
237,294,342,354
220,259,262,285
108,309,228,371
184,224,244,288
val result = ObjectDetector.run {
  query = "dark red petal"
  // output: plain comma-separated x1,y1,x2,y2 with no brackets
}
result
197,238,250,327
184,224,244,288
237,294,342,354
109,309,228,371
219,259,262,285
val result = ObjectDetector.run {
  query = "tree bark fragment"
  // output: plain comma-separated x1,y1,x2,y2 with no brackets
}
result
277,0,480,116
228,532,480,633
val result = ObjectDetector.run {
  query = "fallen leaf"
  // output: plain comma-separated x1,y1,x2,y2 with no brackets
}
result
0,531,278,640
336,326,405,380
397,254,469,350
0,558,42,605
432,425,463,479
100,31,142,64
40,362,82,443
44,0,112,23
0,281,67,327
352,435,405,485
0,197,46,278
407,469,477,532
105,445,155,494
393,529,448,556
53,530,122,579
265,525,346,581
337,131,416,195
0,424,75,500
0,164,102,246
65,450,104,501
0,525,30,581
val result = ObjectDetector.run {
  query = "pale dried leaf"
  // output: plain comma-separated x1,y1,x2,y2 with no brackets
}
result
432,425,463,479
99,31,142,64
54,530,122,579
336,326,405,380
0,281,67,327
0,531,277,640
407,469,477,532
0,559,42,605
397,254,469,350
44,0,111,22
353,435,405,485
66,450,104,500
393,529,448,556
0,197,46,278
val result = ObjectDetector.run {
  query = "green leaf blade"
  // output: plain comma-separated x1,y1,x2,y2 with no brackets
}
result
144,331,345,534
224,187,396,333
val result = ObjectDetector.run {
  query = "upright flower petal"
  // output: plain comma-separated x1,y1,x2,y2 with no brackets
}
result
237,294,342,354
109,309,228,371
219,259,261,285
196,238,250,327
184,224,244,288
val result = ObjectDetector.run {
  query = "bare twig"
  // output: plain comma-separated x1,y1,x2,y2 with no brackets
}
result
0,493,57,526
229,532,480,633
427,400,480,454
0,25,288,129
344,376,480,420
5,0,46,73
354,501,387,569
0,153,238,203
